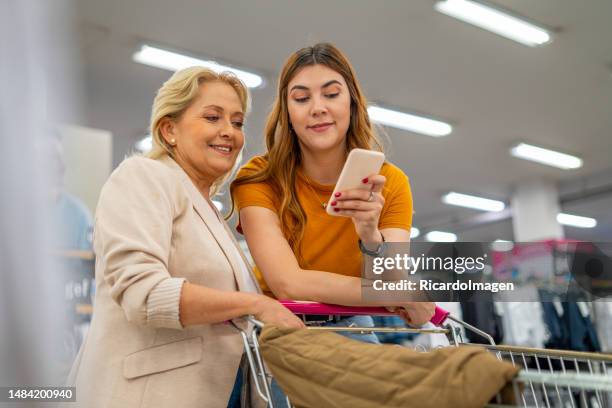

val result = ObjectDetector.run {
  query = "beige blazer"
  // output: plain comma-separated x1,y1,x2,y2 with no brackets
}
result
67,156,260,408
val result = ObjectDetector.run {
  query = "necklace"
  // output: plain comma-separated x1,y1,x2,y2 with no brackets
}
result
302,173,330,209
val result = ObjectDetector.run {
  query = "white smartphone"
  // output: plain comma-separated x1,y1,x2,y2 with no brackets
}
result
326,148,385,216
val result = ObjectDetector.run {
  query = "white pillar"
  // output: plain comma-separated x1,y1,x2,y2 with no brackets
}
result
511,180,564,242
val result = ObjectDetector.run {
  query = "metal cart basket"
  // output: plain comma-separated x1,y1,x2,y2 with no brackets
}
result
234,302,612,408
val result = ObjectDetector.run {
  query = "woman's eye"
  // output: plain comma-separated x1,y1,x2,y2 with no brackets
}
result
204,116,219,122
294,96,309,103
325,93,340,99
232,121,244,129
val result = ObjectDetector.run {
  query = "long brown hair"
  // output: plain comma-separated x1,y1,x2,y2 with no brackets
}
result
230,43,383,263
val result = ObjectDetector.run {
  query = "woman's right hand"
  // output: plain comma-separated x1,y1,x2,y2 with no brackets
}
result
253,295,305,329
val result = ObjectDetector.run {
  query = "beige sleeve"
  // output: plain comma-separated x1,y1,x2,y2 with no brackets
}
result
94,157,185,329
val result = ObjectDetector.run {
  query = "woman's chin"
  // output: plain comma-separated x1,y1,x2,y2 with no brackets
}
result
209,164,235,179
302,139,345,154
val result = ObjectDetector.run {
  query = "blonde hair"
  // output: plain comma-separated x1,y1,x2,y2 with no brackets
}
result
148,66,249,196
230,43,383,265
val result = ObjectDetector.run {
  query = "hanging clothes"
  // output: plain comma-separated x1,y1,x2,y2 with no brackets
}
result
497,286,548,348
563,302,600,352
593,300,612,352
460,290,505,344
538,289,600,352
538,288,568,350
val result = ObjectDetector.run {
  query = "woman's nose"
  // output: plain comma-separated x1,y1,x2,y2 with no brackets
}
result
310,96,328,116
219,120,234,138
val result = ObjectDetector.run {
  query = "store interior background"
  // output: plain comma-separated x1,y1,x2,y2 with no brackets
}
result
68,0,612,244
2,0,612,388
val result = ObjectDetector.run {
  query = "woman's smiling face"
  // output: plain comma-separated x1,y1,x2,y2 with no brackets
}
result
166,81,245,184
286,64,351,155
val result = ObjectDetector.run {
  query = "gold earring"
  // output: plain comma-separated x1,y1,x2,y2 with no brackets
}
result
169,138,176,145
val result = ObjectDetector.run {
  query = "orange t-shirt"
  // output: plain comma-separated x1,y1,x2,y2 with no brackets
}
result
233,155,413,295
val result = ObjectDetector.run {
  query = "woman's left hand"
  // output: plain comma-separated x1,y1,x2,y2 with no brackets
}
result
331,174,386,242
388,302,436,327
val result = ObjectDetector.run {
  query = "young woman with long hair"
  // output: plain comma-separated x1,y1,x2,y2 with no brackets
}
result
231,43,434,333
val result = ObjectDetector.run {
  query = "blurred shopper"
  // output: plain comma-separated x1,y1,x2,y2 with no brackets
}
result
37,134,95,380
231,43,434,331
46,135,94,252
67,67,303,408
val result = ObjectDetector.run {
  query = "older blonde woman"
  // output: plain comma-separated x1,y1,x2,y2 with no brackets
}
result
67,67,303,408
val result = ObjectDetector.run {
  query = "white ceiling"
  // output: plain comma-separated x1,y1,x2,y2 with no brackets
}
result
73,0,612,241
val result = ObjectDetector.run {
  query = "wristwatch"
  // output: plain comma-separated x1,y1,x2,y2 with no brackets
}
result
358,233,387,257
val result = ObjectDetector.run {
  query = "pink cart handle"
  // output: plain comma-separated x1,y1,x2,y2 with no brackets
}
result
278,300,450,326
430,306,450,326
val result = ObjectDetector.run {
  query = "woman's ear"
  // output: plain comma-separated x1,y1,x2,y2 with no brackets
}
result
159,117,177,146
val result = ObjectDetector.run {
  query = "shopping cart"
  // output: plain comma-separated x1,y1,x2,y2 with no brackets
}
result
234,302,612,408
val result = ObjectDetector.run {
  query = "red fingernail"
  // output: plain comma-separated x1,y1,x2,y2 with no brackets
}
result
331,201,337,206
362,177,368,183
333,208,340,212
334,192,341,197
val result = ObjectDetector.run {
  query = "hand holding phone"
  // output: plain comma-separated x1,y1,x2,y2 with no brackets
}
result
326,148,385,217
